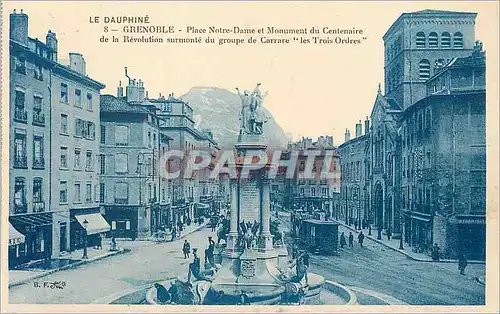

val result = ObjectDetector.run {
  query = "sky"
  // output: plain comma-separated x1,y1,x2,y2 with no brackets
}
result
3,1,498,145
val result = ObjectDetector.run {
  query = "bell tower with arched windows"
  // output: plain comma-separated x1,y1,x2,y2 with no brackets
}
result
383,9,477,109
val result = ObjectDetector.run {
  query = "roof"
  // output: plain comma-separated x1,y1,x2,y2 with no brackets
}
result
429,49,486,82
383,9,477,40
100,94,151,114
370,92,402,118
303,219,339,225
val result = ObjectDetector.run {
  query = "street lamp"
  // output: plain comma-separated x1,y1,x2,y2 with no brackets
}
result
399,216,404,250
82,219,89,259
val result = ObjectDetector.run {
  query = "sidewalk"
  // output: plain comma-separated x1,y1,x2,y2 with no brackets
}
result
332,218,485,265
9,248,128,288
9,218,209,288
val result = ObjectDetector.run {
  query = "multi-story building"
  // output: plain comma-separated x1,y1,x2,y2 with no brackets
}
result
8,10,106,267
338,119,370,226
51,53,106,254
401,44,486,259
9,10,54,267
151,94,220,223
276,136,341,218
339,9,486,259
100,76,170,239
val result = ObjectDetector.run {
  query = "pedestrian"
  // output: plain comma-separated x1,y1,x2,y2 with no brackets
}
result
340,232,347,249
110,237,117,251
432,243,440,261
458,254,468,275
358,231,365,247
348,232,354,248
387,227,392,241
205,236,215,267
171,226,177,241
354,219,358,230
97,233,103,249
183,240,191,259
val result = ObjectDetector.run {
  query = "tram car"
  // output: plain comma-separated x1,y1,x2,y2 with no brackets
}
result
298,219,338,255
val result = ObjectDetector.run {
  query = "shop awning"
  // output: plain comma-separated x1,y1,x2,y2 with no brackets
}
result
75,213,111,235
9,212,52,227
9,222,25,246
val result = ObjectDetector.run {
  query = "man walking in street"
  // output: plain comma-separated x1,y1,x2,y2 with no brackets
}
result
358,231,365,247
354,219,358,230
171,226,177,241
183,240,191,259
458,254,468,275
348,232,354,248
387,227,392,241
340,232,347,249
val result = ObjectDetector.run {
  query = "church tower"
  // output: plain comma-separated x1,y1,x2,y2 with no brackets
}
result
383,10,477,109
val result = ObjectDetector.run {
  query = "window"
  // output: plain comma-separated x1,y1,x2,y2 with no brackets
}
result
85,151,93,171
74,149,82,169
441,32,451,48
34,64,43,80
60,83,68,103
163,103,171,112
60,181,68,203
453,32,463,48
100,155,106,174
115,182,129,204
75,118,84,137
75,89,82,107
33,178,44,211
86,121,95,140
14,177,27,213
33,135,44,169
99,183,105,203
32,95,44,125
74,183,81,203
115,125,129,146
112,221,117,230
15,55,26,74
322,188,327,196
60,147,68,168
470,187,486,213
311,187,316,196
148,131,152,148
60,114,69,134
428,32,438,48
115,153,128,173
14,130,27,168
300,188,305,195
14,90,27,122
419,59,431,80
86,183,92,203
100,125,106,144
416,32,426,48
86,93,92,111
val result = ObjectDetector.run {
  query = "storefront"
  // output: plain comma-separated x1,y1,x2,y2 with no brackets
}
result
103,205,139,239
9,212,53,268
70,207,108,251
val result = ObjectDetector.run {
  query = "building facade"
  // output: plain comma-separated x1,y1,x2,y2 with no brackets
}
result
276,137,341,218
100,78,170,239
9,10,54,267
9,10,106,267
339,9,486,259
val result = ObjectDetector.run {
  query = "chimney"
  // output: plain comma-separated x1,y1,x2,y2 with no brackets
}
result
46,30,58,61
69,53,86,75
138,79,145,101
364,116,370,135
10,9,29,46
355,120,362,137
117,81,123,98
345,129,351,142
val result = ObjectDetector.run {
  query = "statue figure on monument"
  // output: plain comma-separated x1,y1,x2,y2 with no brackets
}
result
236,88,252,135
236,83,269,135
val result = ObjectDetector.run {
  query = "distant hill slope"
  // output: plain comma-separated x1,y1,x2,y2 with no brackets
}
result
180,87,289,149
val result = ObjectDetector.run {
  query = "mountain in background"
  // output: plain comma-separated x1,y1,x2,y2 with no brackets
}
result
180,87,289,149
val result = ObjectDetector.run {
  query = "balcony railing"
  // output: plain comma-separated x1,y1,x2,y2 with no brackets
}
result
32,111,45,126
33,201,45,212
14,155,28,168
114,199,129,205
14,202,28,214
14,108,28,123
33,157,45,169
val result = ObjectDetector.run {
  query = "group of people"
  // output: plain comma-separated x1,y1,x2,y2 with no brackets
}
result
339,231,365,249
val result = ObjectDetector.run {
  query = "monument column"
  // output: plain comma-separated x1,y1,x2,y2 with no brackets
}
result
259,173,273,252
226,178,239,253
